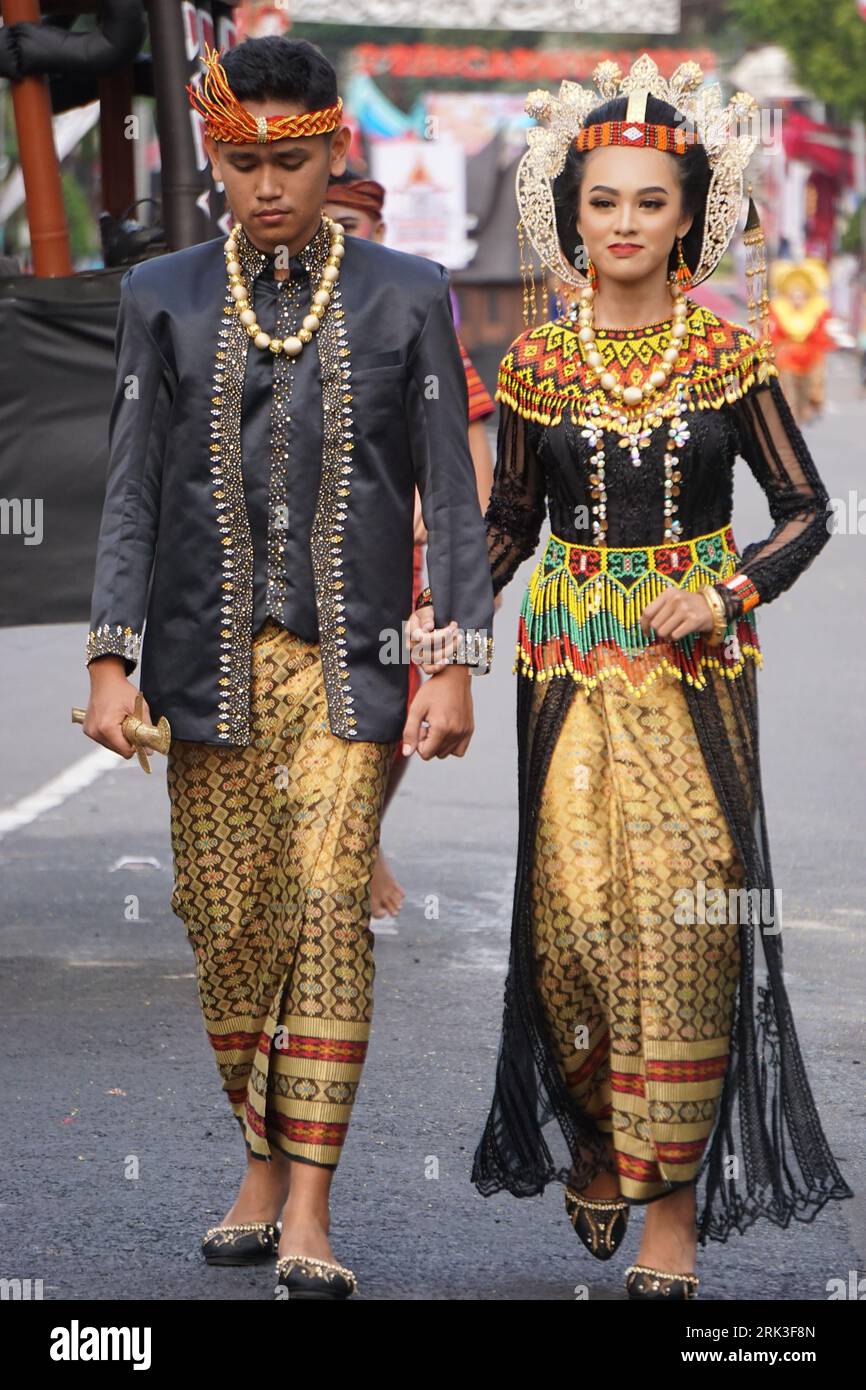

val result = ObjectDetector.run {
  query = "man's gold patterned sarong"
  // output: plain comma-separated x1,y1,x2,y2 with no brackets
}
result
531,668,746,1202
166,618,396,1167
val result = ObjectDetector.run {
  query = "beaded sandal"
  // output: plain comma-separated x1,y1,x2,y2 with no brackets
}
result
275,1252,357,1300
624,1263,700,1300
201,1221,280,1266
564,1186,630,1260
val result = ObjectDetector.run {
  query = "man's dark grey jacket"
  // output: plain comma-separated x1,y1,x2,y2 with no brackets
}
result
86,220,495,745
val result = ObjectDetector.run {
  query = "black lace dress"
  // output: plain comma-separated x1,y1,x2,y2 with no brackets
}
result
470,304,854,1244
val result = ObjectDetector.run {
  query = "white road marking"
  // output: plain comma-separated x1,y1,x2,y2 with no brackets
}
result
0,747,119,841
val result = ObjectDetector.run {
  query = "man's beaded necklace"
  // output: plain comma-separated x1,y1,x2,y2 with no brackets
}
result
225,216,345,357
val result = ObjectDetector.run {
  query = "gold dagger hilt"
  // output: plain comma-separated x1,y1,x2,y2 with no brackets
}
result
71,691,171,774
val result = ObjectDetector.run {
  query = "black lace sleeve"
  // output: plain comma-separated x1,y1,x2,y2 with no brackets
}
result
711,373,834,622
484,401,547,597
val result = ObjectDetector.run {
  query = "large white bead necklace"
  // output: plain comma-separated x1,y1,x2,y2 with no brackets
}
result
575,274,689,405
224,215,345,356
570,275,691,544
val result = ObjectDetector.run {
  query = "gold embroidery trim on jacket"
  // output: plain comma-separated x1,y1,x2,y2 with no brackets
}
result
85,624,143,669
310,278,357,737
209,272,256,743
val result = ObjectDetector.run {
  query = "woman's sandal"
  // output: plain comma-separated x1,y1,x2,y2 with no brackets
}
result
201,1221,280,1266
275,1253,357,1300
624,1263,700,1300
564,1186,630,1260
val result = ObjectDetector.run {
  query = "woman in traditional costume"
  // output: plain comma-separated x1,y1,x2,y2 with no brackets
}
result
768,258,835,425
412,54,853,1300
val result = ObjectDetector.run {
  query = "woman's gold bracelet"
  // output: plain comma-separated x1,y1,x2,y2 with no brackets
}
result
701,585,728,648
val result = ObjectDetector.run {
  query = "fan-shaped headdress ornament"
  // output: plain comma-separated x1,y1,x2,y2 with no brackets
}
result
516,53,770,347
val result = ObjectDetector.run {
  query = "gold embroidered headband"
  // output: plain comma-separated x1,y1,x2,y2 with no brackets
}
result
186,43,343,143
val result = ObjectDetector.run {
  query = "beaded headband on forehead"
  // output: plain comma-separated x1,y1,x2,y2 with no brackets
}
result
573,87,700,154
186,43,343,143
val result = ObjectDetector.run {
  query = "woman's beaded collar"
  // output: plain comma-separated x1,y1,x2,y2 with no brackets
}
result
496,300,778,433
567,307,681,338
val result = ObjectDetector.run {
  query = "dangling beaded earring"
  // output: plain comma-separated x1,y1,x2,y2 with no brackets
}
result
674,235,692,290
517,217,541,328
743,184,774,369
586,254,599,292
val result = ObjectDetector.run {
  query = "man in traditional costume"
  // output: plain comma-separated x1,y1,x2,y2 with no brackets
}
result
82,35,494,1301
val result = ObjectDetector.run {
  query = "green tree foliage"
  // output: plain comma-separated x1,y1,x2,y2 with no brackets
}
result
731,0,866,117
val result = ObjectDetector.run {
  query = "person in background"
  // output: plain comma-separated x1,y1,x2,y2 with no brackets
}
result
323,169,496,918
768,257,836,425
854,265,866,393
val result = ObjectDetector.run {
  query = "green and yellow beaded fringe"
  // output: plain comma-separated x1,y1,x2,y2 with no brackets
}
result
515,522,762,697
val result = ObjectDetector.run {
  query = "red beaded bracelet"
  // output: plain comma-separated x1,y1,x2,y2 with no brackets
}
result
721,571,760,614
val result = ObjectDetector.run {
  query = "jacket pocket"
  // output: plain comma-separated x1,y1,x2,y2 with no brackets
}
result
351,348,406,371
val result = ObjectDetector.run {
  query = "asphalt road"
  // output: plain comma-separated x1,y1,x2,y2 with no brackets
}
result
1,353,864,1302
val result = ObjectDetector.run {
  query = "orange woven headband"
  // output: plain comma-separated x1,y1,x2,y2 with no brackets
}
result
574,120,699,154
186,43,343,143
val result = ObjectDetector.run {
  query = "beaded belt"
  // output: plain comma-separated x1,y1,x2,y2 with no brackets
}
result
515,521,762,695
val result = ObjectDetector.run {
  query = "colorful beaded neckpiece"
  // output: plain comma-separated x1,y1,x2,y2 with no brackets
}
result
496,301,778,436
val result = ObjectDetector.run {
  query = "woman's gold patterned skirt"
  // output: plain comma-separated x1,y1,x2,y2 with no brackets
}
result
165,618,396,1168
531,666,746,1201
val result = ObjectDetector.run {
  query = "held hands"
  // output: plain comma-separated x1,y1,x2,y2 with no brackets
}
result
406,604,460,675
83,656,153,760
406,600,501,678
640,588,716,643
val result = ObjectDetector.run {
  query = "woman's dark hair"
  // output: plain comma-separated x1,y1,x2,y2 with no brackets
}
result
553,93,712,280
220,36,338,116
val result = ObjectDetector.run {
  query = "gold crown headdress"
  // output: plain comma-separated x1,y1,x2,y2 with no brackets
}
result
186,43,343,144
516,52,771,351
